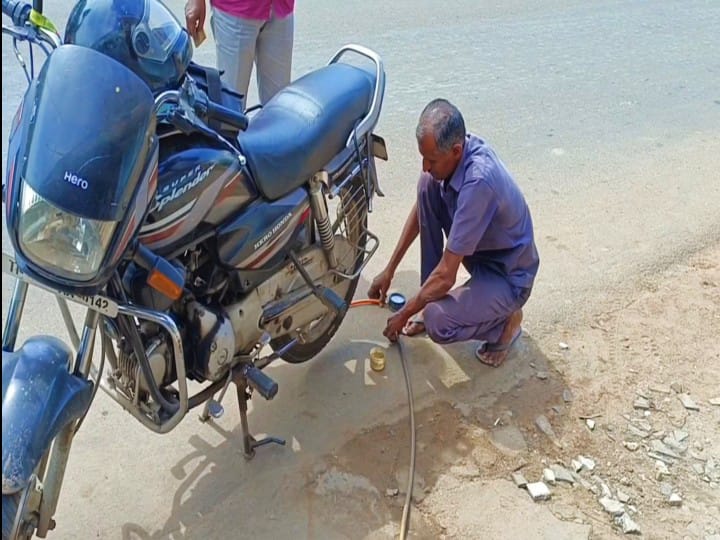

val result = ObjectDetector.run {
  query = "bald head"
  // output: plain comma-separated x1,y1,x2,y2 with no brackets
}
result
415,99,466,153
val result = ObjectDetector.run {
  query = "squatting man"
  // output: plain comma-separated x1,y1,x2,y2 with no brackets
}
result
369,99,539,367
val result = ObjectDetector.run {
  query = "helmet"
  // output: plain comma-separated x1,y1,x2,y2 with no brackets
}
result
65,0,192,93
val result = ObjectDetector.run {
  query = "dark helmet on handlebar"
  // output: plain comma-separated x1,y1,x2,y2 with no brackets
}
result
64,0,192,93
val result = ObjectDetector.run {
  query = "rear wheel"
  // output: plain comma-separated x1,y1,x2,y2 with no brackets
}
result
271,172,370,363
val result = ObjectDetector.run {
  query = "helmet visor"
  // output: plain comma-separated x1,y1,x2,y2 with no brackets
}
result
132,0,183,63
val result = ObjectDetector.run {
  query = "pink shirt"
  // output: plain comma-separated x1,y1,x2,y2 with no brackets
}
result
212,0,295,21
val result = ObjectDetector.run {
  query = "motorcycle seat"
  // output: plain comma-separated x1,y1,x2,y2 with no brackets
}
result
237,63,375,201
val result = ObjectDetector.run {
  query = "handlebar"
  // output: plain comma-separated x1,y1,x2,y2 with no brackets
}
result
194,94,249,131
2,0,31,26
154,88,249,133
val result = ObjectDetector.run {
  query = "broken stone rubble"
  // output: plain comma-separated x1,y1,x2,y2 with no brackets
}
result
521,454,643,534
543,468,556,485
550,464,575,484
648,451,676,465
578,455,596,471
615,512,641,535
659,482,673,497
623,441,640,452
616,489,631,504
631,418,653,432
679,393,700,411
528,373,716,533
535,414,563,448
593,476,613,499
507,381,714,536
511,472,528,488
670,382,684,394
650,439,681,459
633,397,651,410
662,434,688,454
655,460,671,480
526,481,551,501
599,496,625,516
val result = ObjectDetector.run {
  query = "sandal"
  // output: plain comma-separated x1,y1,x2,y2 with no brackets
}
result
403,317,426,337
475,328,522,366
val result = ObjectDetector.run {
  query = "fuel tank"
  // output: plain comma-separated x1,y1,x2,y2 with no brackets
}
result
139,145,257,251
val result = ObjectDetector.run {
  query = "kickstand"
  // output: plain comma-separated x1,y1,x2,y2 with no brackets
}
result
235,375,285,460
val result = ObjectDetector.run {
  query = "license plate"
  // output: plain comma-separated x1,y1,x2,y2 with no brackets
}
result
2,252,119,317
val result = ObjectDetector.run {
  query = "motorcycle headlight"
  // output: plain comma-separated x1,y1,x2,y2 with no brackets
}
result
18,182,116,280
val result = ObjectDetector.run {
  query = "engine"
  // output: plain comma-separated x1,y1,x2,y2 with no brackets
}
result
184,241,345,381
118,239,346,386
185,301,237,381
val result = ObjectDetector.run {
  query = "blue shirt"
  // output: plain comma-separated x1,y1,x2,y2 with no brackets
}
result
442,134,539,290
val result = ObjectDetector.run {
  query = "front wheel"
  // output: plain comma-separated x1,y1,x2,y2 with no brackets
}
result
271,173,369,363
2,489,34,540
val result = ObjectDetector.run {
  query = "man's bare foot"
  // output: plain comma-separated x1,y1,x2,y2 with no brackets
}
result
403,316,426,337
476,309,523,367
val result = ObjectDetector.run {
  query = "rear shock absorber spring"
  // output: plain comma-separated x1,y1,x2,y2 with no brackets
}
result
309,173,337,268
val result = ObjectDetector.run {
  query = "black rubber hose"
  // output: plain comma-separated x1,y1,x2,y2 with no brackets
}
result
396,336,415,540
350,300,416,539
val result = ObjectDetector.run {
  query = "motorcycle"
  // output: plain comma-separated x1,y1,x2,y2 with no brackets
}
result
1,0,387,538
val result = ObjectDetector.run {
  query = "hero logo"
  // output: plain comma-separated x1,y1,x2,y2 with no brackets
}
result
64,171,88,190
254,212,293,250
155,164,215,212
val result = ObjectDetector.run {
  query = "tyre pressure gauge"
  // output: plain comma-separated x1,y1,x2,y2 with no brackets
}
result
388,292,406,312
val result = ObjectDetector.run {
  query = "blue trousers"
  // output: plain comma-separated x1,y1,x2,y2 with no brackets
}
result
417,174,530,345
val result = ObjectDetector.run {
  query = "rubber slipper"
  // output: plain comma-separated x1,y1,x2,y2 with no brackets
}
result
403,317,426,337
475,328,522,358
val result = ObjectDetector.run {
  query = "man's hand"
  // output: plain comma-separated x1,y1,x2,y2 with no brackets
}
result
383,310,410,342
368,268,393,304
185,0,206,44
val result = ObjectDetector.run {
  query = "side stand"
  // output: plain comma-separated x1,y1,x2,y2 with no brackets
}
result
235,374,285,459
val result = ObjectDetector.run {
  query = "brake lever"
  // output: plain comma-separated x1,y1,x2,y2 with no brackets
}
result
2,23,33,40
166,109,197,136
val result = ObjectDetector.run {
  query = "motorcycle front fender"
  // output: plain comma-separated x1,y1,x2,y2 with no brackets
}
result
2,336,92,494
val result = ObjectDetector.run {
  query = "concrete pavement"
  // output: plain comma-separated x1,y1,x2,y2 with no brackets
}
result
2,1,719,538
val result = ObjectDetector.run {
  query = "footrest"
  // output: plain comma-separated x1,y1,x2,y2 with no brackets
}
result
316,285,348,318
243,365,278,400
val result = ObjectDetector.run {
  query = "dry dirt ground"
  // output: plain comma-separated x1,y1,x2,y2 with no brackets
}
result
304,244,720,539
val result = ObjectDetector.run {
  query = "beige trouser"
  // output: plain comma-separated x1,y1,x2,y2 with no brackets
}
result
210,7,294,108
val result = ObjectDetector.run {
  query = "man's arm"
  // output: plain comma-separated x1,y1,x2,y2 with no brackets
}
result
368,202,420,301
382,247,463,340
404,248,463,316
386,202,420,274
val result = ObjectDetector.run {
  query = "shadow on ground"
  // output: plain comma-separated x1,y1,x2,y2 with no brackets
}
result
121,274,570,539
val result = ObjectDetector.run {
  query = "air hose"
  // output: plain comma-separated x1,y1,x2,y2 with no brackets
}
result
349,298,416,540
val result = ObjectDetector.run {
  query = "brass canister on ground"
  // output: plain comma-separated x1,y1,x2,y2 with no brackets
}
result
370,347,386,372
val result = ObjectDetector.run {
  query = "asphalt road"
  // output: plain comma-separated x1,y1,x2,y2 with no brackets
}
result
2,1,719,538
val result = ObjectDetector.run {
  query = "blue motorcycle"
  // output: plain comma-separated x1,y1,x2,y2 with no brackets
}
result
1,1,387,537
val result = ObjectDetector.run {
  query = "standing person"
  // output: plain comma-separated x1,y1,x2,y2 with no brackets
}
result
369,98,540,367
184,0,294,107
